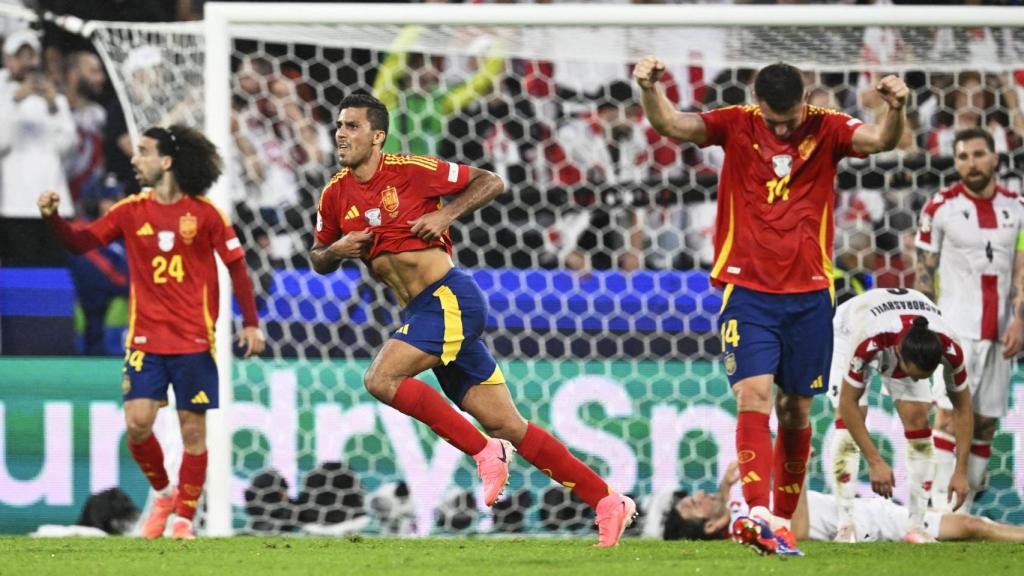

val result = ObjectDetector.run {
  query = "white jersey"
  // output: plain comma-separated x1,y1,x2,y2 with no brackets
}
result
726,491,942,542
915,183,1024,342
833,288,968,394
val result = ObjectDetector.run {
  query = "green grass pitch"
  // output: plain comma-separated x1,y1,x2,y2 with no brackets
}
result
1,537,1021,576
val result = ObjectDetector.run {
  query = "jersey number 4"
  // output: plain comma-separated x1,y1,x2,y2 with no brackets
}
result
152,255,185,284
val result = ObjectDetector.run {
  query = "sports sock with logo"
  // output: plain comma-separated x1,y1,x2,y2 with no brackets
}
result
905,428,934,527
736,411,772,510
831,421,860,528
128,433,170,491
391,377,488,456
772,425,811,520
516,421,610,509
175,450,207,520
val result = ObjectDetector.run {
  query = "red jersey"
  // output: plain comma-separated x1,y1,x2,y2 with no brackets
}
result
82,191,245,354
315,153,471,258
699,104,864,294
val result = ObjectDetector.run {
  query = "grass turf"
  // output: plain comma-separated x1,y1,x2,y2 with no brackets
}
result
2,537,1021,576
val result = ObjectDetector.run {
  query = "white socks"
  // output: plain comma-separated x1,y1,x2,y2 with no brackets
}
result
905,433,934,527
831,427,860,528
930,431,956,512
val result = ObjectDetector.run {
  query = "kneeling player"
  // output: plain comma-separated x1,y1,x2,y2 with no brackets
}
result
826,288,972,543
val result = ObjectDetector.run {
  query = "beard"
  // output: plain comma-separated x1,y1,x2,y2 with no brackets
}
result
962,172,992,193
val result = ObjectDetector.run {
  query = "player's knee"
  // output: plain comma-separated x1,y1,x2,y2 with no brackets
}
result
734,386,772,413
483,417,528,444
179,422,205,451
363,369,397,403
974,416,997,441
124,416,154,443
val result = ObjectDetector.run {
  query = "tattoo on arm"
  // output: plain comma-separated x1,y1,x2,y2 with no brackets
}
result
1011,251,1024,320
914,248,940,301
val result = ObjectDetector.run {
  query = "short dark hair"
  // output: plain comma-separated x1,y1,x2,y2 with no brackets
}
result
339,92,390,142
142,124,223,196
754,62,805,113
662,505,722,541
953,127,995,153
900,316,944,373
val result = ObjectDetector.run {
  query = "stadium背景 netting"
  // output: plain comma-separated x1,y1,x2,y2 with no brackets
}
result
44,3,1024,534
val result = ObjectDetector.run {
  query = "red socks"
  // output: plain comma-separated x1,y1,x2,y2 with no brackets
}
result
516,422,611,509
736,411,772,510
391,377,488,456
176,451,208,520
772,425,811,520
128,433,170,491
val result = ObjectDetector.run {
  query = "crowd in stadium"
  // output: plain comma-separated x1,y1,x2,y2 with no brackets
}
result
3,0,1024,355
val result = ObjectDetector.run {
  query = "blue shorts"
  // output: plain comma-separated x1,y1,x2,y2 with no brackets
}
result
391,268,505,406
717,284,833,396
122,348,219,411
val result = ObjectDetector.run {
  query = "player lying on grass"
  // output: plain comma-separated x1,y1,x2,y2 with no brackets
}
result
660,461,1024,547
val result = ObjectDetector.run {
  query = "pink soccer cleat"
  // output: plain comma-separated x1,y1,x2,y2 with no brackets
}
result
170,518,195,540
140,489,176,539
595,493,637,547
903,526,937,544
473,438,514,506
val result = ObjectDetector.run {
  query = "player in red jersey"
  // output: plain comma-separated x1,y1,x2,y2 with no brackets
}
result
310,93,635,547
38,125,265,540
636,57,909,554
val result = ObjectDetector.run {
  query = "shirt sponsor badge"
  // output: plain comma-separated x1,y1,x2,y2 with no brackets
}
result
365,208,382,227
772,154,792,178
158,231,175,252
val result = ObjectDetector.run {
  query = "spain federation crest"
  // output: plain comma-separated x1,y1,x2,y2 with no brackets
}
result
381,185,399,214
798,135,817,160
179,212,198,245
724,352,737,376
771,154,792,178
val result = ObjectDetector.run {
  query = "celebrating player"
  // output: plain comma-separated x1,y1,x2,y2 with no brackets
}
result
38,125,265,540
827,288,972,543
634,56,909,554
914,127,1024,513
309,93,635,547
660,460,1024,545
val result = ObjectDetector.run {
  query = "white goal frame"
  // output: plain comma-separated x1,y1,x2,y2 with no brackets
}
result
193,1,1024,535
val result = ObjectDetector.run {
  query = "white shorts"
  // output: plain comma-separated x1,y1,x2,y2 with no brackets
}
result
808,491,943,542
932,338,1011,418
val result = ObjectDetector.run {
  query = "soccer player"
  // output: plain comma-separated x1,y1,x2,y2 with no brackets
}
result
37,125,265,540
914,127,1024,513
660,461,1024,545
826,288,972,543
635,56,909,553
309,93,635,547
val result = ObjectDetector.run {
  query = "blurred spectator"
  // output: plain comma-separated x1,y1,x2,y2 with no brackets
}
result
929,72,1012,156
373,25,505,156
62,50,109,209
0,29,78,266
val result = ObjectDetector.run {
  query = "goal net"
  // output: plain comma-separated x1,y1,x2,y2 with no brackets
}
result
18,2,1024,534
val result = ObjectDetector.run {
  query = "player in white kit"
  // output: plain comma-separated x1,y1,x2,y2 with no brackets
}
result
914,128,1024,514
825,288,973,543
659,460,1024,544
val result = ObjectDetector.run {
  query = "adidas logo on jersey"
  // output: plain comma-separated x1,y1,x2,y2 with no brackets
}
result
344,206,360,220
191,391,210,404
137,222,154,236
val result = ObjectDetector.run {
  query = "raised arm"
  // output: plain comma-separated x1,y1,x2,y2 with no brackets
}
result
408,167,504,242
851,75,909,155
38,190,103,253
633,55,708,144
